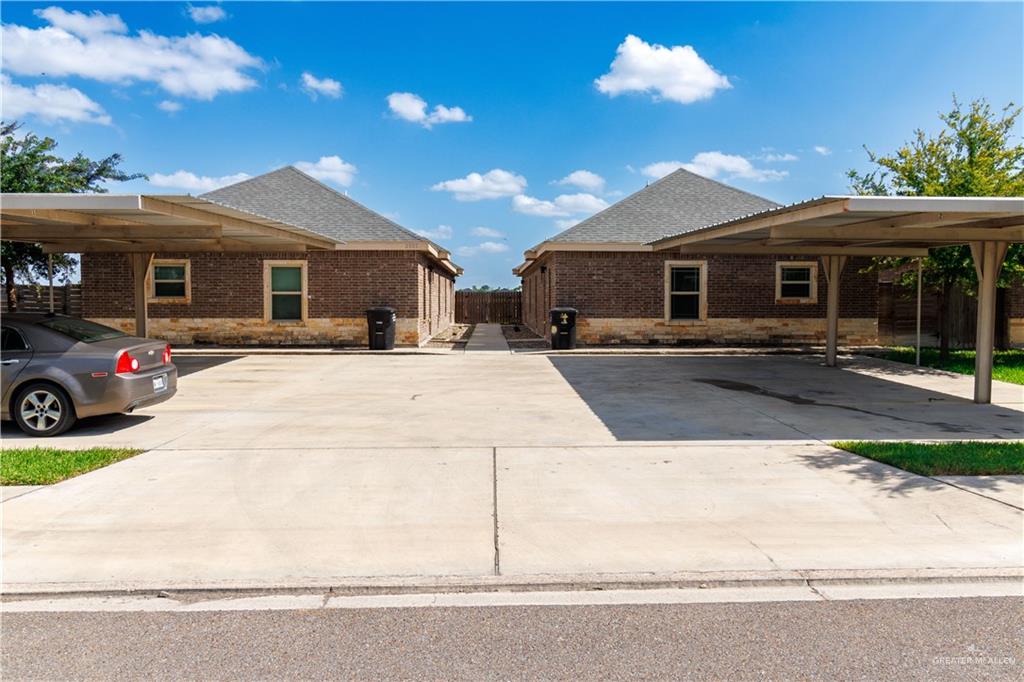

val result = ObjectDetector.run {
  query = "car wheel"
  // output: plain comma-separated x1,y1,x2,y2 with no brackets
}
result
13,383,77,437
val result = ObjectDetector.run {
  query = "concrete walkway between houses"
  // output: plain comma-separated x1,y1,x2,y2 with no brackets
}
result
1,351,1022,595
464,323,510,352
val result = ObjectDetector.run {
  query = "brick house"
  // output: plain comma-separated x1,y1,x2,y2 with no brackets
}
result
82,167,460,346
514,169,880,345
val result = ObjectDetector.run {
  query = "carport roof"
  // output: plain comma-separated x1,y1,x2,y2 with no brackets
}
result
650,195,1024,256
1,174,463,273
0,193,338,252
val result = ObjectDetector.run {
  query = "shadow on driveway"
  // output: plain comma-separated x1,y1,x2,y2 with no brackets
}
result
547,355,1023,442
173,354,245,378
1,413,155,441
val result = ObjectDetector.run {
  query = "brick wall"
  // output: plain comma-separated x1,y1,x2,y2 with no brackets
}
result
82,250,451,345
521,253,554,335
520,250,879,344
415,253,455,339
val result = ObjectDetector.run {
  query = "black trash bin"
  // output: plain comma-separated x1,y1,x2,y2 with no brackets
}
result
366,306,397,350
549,307,577,350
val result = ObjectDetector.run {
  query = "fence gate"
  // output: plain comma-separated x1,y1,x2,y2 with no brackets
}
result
455,290,522,324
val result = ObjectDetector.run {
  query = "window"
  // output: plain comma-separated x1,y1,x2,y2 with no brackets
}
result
264,260,307,322
1,327,29,352
775,262,818,303
148,259,190,303
664,261,707,322
37,317,126,343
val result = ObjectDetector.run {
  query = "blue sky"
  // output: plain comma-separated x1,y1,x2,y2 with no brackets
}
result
3,2,1022,287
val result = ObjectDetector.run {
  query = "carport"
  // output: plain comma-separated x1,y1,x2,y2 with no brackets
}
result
651,196,1024,404
0,193,336,338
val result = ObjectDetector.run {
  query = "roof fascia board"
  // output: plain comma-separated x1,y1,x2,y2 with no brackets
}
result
676,244,929,257
843,196,1024,214
335,240,462,275
529,241,653,257
1,193,145,211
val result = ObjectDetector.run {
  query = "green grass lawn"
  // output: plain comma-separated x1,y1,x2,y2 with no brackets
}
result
882,347,1024,385
832,441,1024,476
1,447,144,485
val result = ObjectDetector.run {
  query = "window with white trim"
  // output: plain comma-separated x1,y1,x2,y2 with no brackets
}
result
664,261,707,322
775,261,818,303
148,259,190,303
263,260,307,322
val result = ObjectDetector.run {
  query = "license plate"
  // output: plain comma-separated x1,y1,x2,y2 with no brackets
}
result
153,374,167,392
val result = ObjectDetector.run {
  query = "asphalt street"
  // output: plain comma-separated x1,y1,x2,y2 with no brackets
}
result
3,597,1022,680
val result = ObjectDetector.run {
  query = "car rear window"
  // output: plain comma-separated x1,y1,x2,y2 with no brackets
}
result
37,317,127,343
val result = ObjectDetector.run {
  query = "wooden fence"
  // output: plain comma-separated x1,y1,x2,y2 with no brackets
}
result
455,290,522,324
877,282,1013,348
1,283,83,316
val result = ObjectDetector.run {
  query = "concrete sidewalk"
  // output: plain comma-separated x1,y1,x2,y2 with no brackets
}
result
2,442,1021,593
464,323,510,352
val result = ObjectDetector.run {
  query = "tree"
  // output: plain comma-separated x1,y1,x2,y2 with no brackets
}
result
0,122,145,310
847,97,1024,358
461,284,519,292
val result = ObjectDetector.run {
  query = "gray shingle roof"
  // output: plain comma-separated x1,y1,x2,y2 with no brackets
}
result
201,166,424,243
549,168,781,244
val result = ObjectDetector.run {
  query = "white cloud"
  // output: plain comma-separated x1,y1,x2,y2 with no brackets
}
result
511,195,562,217
554,169,605,193
0,74,111,125
187,5,227,24
386,92,472,128
294,155,357,187
301,72,342,100
157,100,182,112
757,152,798,162
643,152,787,182
554,193,609,214
641,161,688,179
149,170,250,192
431,169,526,201
813,145,832,156
35,6,127,36
2,7,262,100
595,34,731,105
472,226,505,238
513,193,609,217
416,224,454,241
555,218,582,230
456,241,509,257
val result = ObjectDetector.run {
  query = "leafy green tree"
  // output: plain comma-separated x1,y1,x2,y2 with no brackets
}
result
1,122,144,310
461,284,519,292
848,97,1024,358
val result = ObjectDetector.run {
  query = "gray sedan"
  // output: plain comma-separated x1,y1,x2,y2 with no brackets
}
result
1,314,177,437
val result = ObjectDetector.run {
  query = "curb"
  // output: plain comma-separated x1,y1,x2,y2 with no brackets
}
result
4,567,1022,601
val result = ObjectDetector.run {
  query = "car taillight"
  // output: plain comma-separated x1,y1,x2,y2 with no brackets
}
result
162,344,172,365
115,352,140,374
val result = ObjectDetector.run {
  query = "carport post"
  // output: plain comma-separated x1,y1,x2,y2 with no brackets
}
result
47,254,54,313
131,253,154,338
821,255,846,367
970,241,1008,404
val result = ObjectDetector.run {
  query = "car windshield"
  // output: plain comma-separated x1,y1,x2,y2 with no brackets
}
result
38,317,127,343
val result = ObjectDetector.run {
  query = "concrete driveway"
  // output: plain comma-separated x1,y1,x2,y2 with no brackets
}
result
2,351,1022,591
3,352,1021,448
